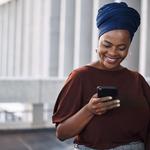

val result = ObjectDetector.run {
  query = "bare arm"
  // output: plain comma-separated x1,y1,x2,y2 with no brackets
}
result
56,104,94,141
56,94,120,141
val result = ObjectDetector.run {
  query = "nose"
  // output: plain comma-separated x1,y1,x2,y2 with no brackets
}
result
108,47,118,56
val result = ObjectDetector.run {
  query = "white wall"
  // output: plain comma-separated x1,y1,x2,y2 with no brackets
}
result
0,0,150,128
0,0,149,79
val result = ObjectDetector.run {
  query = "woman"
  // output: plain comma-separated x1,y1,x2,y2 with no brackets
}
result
52,2,150,150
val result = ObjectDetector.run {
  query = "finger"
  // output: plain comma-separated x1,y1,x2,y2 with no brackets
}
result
91,97,100,104
95,100,120,115
92,93,98,98
96,103,120,113
106,103,120,110
103,99,120,107
105,100,120,109
99,100,120,110
97,110,107,115
91,97,104,104
93,96,112,104
100,96,112,102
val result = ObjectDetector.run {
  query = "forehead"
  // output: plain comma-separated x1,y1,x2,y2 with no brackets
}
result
99,30,130,44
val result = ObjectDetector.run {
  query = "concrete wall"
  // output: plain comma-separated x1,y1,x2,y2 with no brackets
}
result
0,0,149,78
0,0,150,129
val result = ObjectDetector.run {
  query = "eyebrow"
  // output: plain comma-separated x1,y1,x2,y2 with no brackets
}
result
103,40,112,44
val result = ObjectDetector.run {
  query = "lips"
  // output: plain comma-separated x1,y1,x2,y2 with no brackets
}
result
104,56,120,64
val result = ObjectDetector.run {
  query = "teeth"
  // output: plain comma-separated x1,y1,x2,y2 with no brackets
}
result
105,57,117,63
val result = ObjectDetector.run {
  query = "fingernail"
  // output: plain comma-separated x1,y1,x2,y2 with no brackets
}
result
116,104,120,107
116,100,120,103
109,96,112,99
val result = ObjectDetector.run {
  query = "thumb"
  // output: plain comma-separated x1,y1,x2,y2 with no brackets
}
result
93,93,98,98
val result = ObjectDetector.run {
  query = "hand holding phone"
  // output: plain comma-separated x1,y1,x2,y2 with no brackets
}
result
86,89,120,116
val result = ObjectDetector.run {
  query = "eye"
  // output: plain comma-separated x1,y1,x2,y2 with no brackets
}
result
103,43,111,48
118,46,126,51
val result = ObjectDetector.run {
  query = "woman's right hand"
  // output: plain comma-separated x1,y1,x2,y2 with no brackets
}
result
85,93,120,115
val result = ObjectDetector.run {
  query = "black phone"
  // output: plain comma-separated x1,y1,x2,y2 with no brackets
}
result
97,86,118,99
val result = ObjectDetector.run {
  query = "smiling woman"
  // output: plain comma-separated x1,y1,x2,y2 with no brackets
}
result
52,2,150,150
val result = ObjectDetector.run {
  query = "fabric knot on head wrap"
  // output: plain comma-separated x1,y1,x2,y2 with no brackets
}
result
96,2,140,41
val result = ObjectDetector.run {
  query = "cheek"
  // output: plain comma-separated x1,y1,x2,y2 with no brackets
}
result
97,47,106,55
121,51,128,58
97,49,104,58
118,52,128,62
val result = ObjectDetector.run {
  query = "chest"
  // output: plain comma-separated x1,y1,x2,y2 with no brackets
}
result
82,76,149,113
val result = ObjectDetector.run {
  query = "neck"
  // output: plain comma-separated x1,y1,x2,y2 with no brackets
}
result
89,61,124,71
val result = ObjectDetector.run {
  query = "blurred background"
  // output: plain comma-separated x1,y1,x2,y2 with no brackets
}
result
0,0,150,149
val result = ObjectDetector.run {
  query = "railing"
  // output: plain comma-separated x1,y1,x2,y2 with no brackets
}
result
0,78,64,129
0,111,22,122
0,108,52,123
0,108,54,129
0,78,64,103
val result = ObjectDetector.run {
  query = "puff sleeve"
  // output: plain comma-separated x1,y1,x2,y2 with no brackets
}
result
140,74,150,150
52,71,83,126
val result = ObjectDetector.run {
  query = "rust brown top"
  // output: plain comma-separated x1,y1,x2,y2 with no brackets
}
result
52,66,150,149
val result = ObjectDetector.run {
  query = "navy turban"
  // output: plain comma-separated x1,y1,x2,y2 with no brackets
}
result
96,2,140,40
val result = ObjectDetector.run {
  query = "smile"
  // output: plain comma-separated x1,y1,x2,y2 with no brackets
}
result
104,56,120,64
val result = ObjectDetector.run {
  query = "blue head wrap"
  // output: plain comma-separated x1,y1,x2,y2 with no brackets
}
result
96,2,140,40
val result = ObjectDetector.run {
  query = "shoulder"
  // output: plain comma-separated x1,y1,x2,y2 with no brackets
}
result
67,66,91,79
72,65,91,74
59,66,90,95
125,68,149,84
124,68,142,78
64,65,94,86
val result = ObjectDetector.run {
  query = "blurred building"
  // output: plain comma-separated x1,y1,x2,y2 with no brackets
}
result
0,0,150,130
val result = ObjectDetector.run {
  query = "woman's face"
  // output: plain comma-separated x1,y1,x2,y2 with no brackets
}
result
97,30,131,70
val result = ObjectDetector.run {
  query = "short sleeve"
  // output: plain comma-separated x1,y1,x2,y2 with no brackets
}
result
139,75,150,149
52,71,83,125
139,74,150,106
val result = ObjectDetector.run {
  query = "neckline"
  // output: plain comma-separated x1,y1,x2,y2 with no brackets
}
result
85,65,128,73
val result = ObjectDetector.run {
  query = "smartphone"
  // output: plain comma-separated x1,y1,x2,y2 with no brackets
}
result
97,86,118,99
